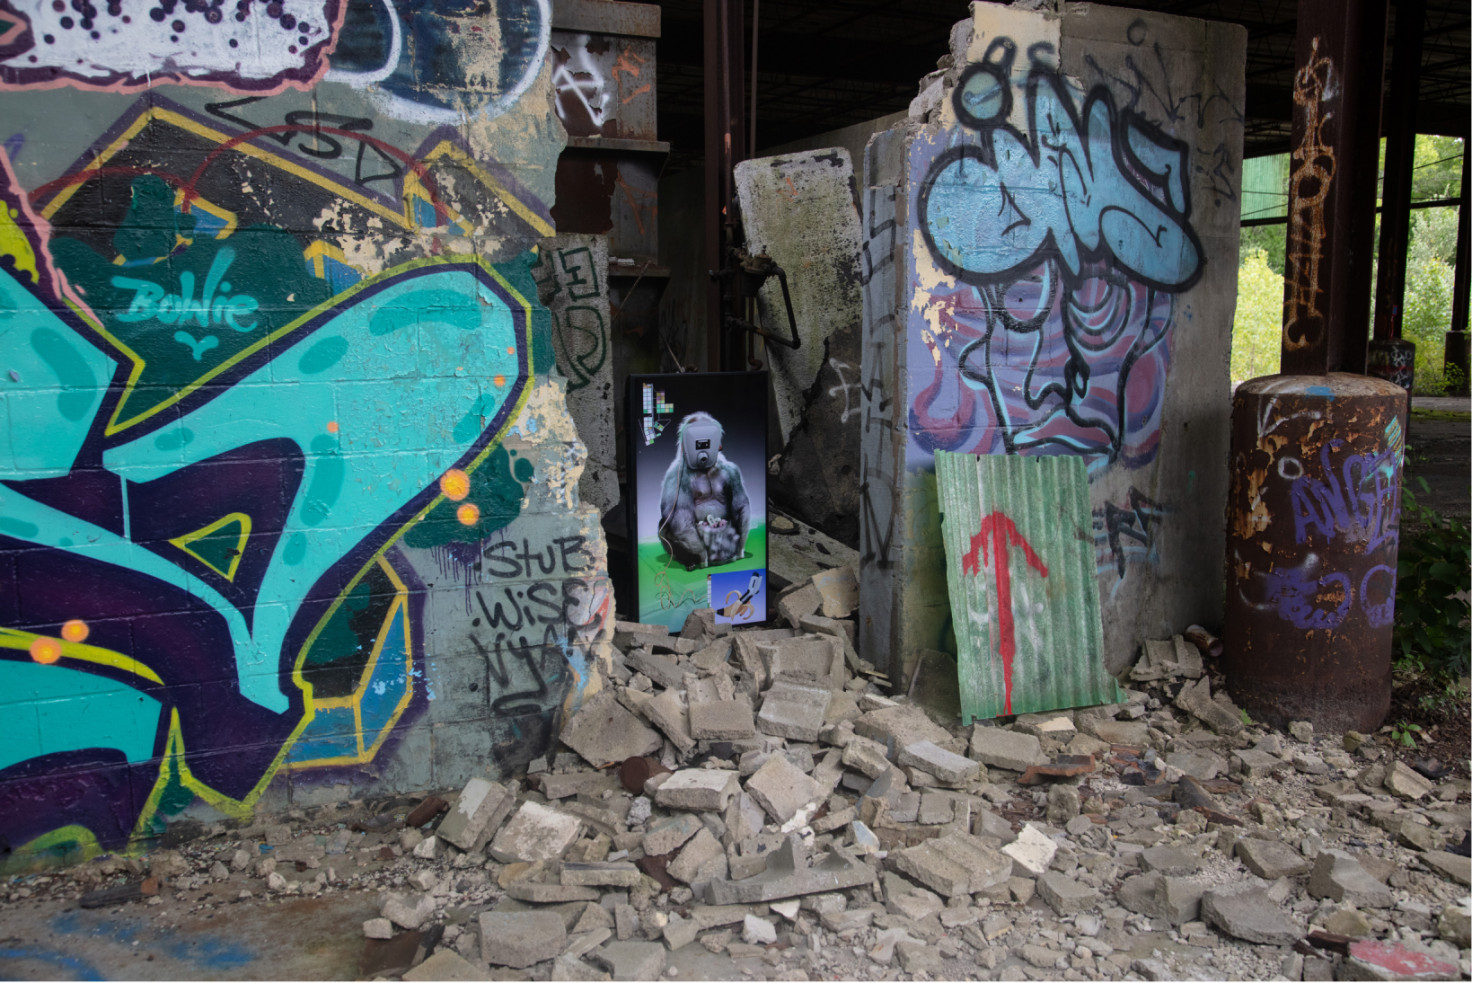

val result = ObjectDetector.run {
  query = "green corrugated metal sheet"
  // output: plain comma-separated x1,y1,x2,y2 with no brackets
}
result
935,451,1123,722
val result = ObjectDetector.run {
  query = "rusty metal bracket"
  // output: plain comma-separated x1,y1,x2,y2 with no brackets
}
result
713,248,800,351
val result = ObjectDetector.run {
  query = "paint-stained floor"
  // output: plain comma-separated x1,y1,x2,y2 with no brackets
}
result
0,893,377,981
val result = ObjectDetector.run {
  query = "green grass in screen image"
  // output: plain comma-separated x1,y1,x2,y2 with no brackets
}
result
636,522,767,631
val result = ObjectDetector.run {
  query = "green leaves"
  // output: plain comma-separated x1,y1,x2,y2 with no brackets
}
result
1393,483,1471,686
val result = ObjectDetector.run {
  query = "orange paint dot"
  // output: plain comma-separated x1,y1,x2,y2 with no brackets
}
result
493,374,506,388
440,468,470,501
506,346,515,355
326,421,340,433
456,503,481,526
30,636,62,664
61,619,89,643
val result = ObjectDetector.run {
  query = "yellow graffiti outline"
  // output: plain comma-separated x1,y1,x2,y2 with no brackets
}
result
168,511,252,582
287,562,415,769
303,240,359,281
121,263,536,835
0,825,102,875
0,629,164,685
417,139,555,237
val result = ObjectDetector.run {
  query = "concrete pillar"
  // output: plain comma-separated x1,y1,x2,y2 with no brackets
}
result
858,2,1245,683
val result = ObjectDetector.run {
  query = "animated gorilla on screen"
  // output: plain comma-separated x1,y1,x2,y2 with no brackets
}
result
658,412,750,569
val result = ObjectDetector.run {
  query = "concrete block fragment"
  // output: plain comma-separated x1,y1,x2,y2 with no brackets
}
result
561,862,644,888
1037,871,1100,915
704,835,875,904
688,695,757,740
853,704,954,758
1088,719,1151,745
561,691,663,767
1235,838,1310,879
841,735,893,778
1001,823,1057,876
1232,748,1283,779
757,680,833,741
898,739,979,785
746,754,824,823
655,768,740,812
402,949,484,981
489,802,583,863
642,814,703,857
760,635,844,689
363,917,394,939
626,650,685,690
1416,850,1471,886
1309,849,1394,908
663,913,699,950
380,892,435,930
1201,887,1302,945
642,687,696,754
437,777,515,851
968,727,1046,772
809,566,858,618
592,940,667,981
742,914,777,945
668,828,726,884
1384,760,1435,800
479,910,568,967
890,831,1011,898
1340,939,1462,982
777,583,822,627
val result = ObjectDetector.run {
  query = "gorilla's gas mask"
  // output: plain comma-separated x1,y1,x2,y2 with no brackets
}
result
681,418,724,471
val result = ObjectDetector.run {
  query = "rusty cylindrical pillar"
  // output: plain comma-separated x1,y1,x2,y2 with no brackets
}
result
1225,373,1408,732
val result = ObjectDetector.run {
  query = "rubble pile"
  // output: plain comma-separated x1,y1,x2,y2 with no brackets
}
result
4,570,1469,982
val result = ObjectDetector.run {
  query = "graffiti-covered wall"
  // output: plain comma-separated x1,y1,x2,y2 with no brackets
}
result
859,3,1244,683
0,0,615,869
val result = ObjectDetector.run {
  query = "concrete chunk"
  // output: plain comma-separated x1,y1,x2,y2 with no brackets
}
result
1201,887,1302,945
1384,760,1435,800
480,910,568,967
760,634,844,689
561,691,663,767
655,768,740,812
855,704,953,755
809,566,859,618
402,950,484,982
890,831,1011,898
688,695,757,740
592,940,667,981
897,740,979,785
1001,823,1057,877
668,828,727,885
757,680,833,741
380,892,435,930
1037,871,1100,915
1236,838,1311,879
746,753,824,823
841,735,893,778
437,777,514,851
489,802,583,863
561,862,643,888
642,688,696,754
1309,849,1394,908
642,814,702,857
969,727,1046,772
704,834,875,904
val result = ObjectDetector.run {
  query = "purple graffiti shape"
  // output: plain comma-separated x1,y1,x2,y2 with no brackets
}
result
1359,564,1397,629
1262,565,1352,631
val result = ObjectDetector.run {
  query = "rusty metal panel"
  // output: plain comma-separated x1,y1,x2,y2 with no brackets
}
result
1224,372,1407,733
935,452,1123,722
551,31,658,142
551,0,660,38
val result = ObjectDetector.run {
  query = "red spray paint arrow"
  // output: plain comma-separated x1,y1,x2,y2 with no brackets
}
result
962,511,1049,715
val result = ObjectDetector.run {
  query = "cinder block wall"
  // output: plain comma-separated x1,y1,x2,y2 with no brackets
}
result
0,1,614,869
859,3,1245,683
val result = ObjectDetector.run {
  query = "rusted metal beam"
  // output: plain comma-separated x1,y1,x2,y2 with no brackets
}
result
1279,0,1388,375
703,0,747,370
1372,0,1424,343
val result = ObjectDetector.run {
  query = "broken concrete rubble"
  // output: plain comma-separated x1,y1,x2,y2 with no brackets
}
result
5,598,1468,983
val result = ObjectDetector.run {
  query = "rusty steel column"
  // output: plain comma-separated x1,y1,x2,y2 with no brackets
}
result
1368,0,1424,393
1279,0,1387,375
1225,374,1408,732
1227,0,1402,734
